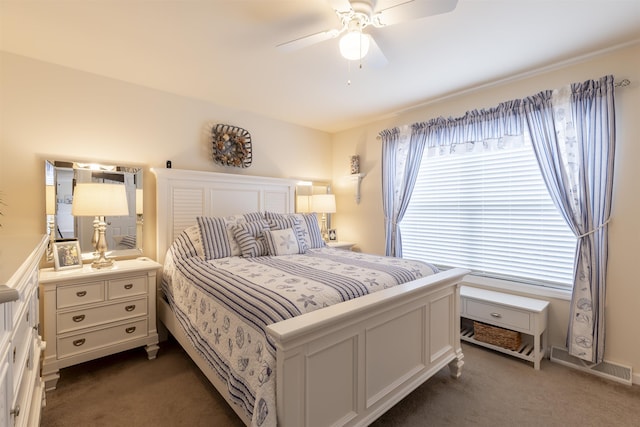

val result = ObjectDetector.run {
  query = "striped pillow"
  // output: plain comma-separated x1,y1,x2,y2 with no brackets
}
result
197,216,233,260
230,220,270,258
264,228,305,256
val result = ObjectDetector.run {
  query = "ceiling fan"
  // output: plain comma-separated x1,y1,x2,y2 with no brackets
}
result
276,0,459,66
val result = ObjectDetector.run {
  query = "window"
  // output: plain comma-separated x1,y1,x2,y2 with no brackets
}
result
402,136,577,289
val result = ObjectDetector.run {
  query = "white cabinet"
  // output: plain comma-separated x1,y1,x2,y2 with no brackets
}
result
39,258,161,390
0,235,48,427
460,286,549,369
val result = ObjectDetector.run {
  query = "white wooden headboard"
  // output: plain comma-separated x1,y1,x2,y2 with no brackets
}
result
152,168,297,263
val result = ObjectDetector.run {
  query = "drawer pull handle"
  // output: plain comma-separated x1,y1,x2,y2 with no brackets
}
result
125,305,136,312
76,291,87,297
73,339,86,347
490,312,502,318
124,284,134,290
72,315,85,322
10,405,20,417
125,326,136,334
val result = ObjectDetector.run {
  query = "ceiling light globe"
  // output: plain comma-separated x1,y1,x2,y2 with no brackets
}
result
339,31,370,61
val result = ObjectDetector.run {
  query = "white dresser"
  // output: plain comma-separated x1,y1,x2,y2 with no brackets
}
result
39,257,161,390
0,235,48,427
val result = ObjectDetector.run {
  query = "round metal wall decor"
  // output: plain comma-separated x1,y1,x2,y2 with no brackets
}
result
211,123,252,168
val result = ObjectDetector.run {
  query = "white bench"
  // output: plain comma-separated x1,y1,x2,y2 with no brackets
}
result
460,286,549,369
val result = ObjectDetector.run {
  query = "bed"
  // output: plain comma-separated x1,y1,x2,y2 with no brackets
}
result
152,167,469,427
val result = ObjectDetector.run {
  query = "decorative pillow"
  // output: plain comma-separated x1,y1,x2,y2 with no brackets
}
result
197,213,266,259
197,216,233,260
265,212,325,249
266,217,308,252
264,228,305,256
230,220,270,258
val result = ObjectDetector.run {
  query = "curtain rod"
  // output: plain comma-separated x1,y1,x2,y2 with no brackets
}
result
376,79,632,140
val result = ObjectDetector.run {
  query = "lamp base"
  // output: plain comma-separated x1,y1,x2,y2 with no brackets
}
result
91,219,114,269
91,257,114,269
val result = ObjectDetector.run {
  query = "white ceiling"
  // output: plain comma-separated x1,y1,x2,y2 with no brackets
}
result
1,0,639,133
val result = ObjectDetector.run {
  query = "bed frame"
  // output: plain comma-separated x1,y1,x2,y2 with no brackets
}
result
152,167,469,427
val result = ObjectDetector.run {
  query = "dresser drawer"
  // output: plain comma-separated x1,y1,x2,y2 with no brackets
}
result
12,338,35,427
57,282,105,309
465,299,531,332
11,306,33,395
108,275,147,300
57,318,148,359
57,297,148,334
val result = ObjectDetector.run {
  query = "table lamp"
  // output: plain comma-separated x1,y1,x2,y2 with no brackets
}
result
311,194,336,242
72,183,129,268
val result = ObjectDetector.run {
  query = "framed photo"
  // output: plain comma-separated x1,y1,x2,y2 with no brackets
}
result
53,239,83,271
328,229,337,241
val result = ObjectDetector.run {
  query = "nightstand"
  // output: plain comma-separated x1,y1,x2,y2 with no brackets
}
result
39,257,161,390
326,241,356,250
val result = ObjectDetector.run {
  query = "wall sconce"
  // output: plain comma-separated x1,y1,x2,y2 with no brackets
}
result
72,183,129,269
311,194,336,242
349,155,365,204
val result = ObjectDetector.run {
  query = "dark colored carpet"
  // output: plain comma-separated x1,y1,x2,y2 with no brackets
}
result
42,339,640,426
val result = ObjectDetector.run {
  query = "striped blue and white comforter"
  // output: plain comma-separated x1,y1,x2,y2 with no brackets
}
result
162,233,438,427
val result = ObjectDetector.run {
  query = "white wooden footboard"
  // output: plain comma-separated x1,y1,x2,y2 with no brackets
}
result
267,268,469,427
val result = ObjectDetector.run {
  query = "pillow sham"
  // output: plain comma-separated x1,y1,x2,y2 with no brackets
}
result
230,220,270,258
264,228,305,256
265,212,325,249
197,216,233,260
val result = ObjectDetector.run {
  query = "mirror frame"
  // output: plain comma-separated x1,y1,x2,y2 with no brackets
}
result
45,160,144,261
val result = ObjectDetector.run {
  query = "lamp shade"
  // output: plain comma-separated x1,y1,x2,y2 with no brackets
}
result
311,194,336,214
72,183,129,217
45,185,56,215
339,31,370,61
296,195,312,213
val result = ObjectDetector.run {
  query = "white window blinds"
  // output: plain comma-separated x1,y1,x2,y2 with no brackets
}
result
402,142,577,289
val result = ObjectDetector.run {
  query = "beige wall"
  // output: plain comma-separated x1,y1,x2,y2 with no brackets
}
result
331,43,640,381
0,52,332,260
2,43,639,381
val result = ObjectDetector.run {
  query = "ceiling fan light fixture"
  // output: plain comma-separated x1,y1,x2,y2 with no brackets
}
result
339,30,370,61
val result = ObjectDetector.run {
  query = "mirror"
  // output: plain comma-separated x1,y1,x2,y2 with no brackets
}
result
45,160,143,260
295,180,333,228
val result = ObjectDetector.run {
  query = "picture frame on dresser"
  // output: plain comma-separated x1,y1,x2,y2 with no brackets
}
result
52,239,82,271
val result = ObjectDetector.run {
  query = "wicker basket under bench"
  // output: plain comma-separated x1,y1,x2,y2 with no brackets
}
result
460,286,550,369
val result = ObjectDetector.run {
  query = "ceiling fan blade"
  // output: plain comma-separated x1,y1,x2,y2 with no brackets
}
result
326,0,353,13
365,35,388,68
276,29,340,52
374,0,459,27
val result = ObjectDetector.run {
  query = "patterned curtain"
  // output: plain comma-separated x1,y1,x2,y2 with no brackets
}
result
380,126,426,257
524,75,616,363
380,75,616,363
